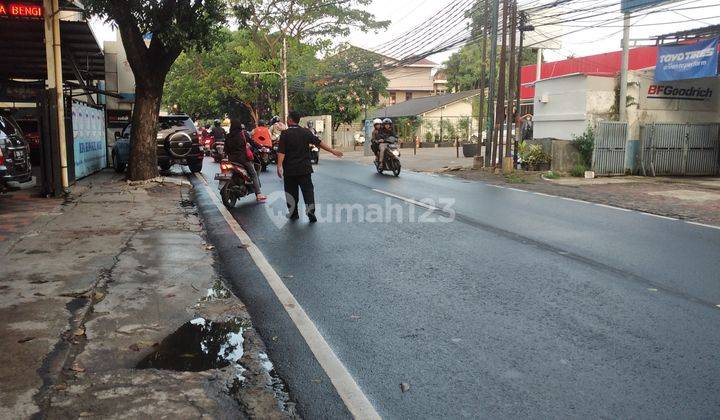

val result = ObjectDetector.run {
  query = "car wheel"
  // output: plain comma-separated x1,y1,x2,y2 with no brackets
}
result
189,161,203,173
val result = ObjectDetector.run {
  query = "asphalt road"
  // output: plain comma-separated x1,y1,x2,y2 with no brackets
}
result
194,155,720,419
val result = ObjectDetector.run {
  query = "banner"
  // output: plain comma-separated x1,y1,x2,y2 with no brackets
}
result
72,101,107,179
655,37,719,82
639,71,718,111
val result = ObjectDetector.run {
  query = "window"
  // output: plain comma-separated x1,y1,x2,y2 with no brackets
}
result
390,92,396,104
405,92,413,101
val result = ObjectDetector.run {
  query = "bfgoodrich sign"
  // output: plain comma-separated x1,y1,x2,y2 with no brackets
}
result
639,73,718,111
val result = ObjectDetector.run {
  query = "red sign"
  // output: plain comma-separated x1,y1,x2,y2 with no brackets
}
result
0,3,43,18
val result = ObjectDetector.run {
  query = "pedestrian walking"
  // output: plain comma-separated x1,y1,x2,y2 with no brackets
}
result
277,111,343,222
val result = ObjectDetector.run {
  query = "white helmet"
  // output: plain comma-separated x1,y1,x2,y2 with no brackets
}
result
372,118,383,125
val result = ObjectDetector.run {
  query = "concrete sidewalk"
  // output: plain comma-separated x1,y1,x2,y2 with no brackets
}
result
0,171,296,419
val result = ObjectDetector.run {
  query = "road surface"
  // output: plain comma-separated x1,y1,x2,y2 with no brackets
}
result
193,156,720,419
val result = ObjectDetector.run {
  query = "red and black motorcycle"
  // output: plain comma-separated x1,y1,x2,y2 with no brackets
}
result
215,159,257,208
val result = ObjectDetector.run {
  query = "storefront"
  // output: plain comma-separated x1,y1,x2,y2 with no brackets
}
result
0,0,107,196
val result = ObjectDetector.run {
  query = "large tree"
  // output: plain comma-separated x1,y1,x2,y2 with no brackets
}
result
83,0,227,180
164,30,319,125
309,45,387,130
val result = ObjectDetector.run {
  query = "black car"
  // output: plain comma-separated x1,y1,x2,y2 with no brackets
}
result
0,114,32,188
113,114,204,173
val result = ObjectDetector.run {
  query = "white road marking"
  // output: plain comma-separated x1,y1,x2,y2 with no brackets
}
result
639,212,677,221
532,192,555,197
686,221,720,231
196,174,380,420
372,188,439,211
594,203,632,212
506,187,528,193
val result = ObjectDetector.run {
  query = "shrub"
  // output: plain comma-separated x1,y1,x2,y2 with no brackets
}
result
572,126,595,167
424,131,434,142
570,163,588,177
545,171,560,179
525,144,551,166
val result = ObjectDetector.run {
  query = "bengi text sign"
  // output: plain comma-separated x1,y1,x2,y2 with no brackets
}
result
0,3,43,18
655,37,719,82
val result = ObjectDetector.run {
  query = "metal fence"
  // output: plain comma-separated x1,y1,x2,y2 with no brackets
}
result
640,123,720,176
593,121,628,175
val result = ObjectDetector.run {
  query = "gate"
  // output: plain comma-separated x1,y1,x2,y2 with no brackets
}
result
641,123,720,176
593,121,627,175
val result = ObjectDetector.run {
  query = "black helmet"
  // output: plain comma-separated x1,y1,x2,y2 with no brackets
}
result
382,118,393,124
258,119,267,127
214,119,221,126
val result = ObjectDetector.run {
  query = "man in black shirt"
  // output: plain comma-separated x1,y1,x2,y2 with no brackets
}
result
277,111,343,222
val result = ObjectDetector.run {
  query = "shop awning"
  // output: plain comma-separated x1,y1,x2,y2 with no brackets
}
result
0,9,104,81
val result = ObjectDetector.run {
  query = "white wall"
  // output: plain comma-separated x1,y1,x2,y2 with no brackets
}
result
533,74,616,140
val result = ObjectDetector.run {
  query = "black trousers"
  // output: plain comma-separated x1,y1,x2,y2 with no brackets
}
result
284,174,315,216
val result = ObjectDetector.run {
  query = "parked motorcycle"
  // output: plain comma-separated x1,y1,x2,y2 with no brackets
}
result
270,140,279,164
215,159,256,208
309,144,319,164
256,145,271,172
375,138,401,177
211,140,225,163
201,130,214,156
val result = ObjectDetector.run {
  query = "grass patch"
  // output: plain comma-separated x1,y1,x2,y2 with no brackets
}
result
505,174,528,184
570,164,588,177
544,171,561,179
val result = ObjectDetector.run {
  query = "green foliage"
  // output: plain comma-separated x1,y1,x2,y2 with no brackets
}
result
505,174,528,184
570,164,588,177
424,131,434,142
572,125,595,167
544,171,561,179
310,46,388,129
521,143,551,166
234,0,388,54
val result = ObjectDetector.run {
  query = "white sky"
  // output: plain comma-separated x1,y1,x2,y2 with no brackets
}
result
91,0,720,65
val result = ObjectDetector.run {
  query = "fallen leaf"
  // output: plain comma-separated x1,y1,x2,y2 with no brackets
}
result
70,362,85,373
205,244,215,250
271,336,278,341
18,337,35,343
93,292,106,302
311,378,322,384
166,294,176,298
73,327,85,337
79,412,94,417
53,383,67,391
400,383,410,393
350,315,361,320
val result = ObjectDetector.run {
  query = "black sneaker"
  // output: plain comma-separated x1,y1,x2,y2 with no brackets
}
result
307,213,318,223
287,213,300,220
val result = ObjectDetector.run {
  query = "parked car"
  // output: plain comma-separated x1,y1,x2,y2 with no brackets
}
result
0,114,33,188
113,114,204,173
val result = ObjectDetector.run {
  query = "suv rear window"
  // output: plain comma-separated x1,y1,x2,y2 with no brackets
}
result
159,116,195,131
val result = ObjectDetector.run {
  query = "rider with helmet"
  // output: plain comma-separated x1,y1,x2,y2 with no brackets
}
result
211,119,226,143
370,118,383,159
252,119,273,148
376,118,395,170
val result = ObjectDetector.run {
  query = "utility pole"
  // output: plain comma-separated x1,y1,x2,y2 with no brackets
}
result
619,12,630,122
475,0,489,168
515,11,533,166
505,0,517,173
485,0,500,168
493,0,508,166
44,0,69,192
282,35,289,123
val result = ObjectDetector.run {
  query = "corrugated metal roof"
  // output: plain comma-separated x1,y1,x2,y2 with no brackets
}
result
372,90,481,118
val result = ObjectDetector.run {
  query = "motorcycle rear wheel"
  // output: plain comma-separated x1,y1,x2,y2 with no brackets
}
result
220,184,237,209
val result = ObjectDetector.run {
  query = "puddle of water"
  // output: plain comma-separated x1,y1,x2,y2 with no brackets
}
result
137,317,251,372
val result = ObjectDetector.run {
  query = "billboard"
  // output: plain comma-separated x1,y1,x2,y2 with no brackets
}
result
72,101,107,179
621,0,676,13
655,37,719,82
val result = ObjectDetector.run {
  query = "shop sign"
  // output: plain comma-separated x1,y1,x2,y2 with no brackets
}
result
0,2,43,18
107,109,132,128
655,37,719,82
639,74,718,111
621,0,676,13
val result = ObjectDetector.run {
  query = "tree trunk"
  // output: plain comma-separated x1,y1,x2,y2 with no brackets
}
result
127,84,162,181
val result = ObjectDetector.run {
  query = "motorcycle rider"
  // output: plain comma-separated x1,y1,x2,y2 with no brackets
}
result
370,118,383,158
377,118,395,170
252,119,273,148
225,119,266,203
211,119,226,143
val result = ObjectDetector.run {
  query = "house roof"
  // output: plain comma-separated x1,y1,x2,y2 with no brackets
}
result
372,90,481,118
